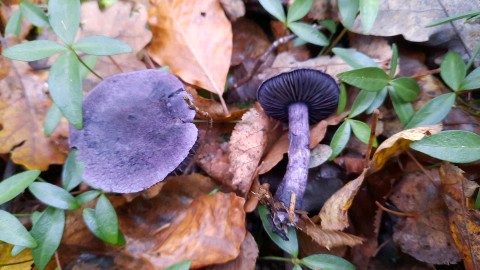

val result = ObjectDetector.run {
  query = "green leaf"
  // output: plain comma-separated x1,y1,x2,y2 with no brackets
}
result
319,19,337,34
466,42,480,71
73,35,132,56
410,130,480,163
338,0,359,29
78,55,98,79
440,52,466,91
329,121,351,159
95,194,119,244
460,67,480,90
332,48,378,68
427,10,480,27
389,87,414,126
5,9,22,37
30,207,65,270
405,93,455,129
62,149,84,191
165,261,192,270
288,22,329,46
475,192,480,210
20,1,48,27
337,67,390,91
293,264,302,270
48,0,80,44
292,37,307,47
301,254,355,270
0,170,40,205
365,87,388,114
76,190,101,205
2,40,67,62
48,51,83,129
258,205,298,257
83,208,125,245
0,210,37,248
337,83,347,114
29,182,79,210
359,0,379,32
389,43,398,77
258,0,286,22
287,0,314,23
349,90,376,118
389,77,420,102
44,103,63,137
349,119,376,146
11,245,27,256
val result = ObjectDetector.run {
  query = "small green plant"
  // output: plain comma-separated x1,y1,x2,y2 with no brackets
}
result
258,205,355,270
164,260,192,270
338,0,380,32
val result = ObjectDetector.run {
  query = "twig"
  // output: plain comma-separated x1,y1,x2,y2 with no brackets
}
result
409,68,440,79
323,27,348,55
73,50,103,80
288,192,296,223
406,151,440,189
375,201,416,217
365,109,379,164
108,55,124,73
54,252,62,270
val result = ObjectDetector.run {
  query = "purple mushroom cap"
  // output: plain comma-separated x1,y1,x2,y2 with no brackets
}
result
69,70,197,193
257,69,339,124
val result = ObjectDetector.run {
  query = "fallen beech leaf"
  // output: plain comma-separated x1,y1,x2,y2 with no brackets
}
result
148,0,232,113
370,124,442,172
142,193,246,269
229,107,270,193
205,232,258,270
319,169,368,231
439,163,480,270
0,50,10,80
0,242,33,270
220,0,245,21
0,61,65,170
391,171,461,264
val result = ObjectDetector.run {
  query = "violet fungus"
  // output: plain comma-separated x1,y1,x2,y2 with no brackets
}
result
257,69,339,224
69,70,197,193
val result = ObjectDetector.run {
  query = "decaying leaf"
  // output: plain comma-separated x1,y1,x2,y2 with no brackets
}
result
370,124,442,172
319,169,368,231
391,171,462,264
0,242,33,270
205,232,258,270
439,163,480,270
0,61,66,170
220,0,245,21
229,106,270,193
148,0,232,113
0,47,10,80
142,192,246,269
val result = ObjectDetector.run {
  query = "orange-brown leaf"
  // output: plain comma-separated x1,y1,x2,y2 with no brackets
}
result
0,242,33,270
205,232,258,270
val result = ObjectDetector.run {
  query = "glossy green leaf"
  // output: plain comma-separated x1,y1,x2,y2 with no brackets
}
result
44,103,63,137
301,254,355,270
48,51,83,129
287,0,314,23
359,0,379,32
293,264,302,270
0,210,37,248
95,194,119,244
460,67,480,90
259,0,286,22
390,77,420,102
466,42,480,71
165,261,192,270
5,9,22,37
76,190,101,205
83,208,125,245
427,10,480,27
258,205,298,257
365,87,387,114
319,19,337,34
0,170,40,205
349,90,376,118
332,48,378,68
389,43,398,77
405,93,455,129
337,67,389,91
288,22,329,46
329,121,352,159
78,55,98,79
48,0,80,44
440,52,466,91
20,1,48,27
349,119,375,146
62,149,84,191
2,40,67,62
337,83,347,114
11,245,27,256
338,0,359,28
292,37,307,47
389,88,414,126
29,182,79,210
30,207,65,270
73,35,132,56
410,130,480,163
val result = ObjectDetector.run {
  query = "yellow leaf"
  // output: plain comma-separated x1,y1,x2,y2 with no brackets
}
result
0,243,33,270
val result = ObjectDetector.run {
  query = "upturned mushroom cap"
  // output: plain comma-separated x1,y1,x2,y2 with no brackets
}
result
257,69,339,124
69,70,197,193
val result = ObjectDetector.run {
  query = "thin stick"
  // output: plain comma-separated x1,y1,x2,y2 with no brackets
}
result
73,51,103,80
108,55,124,73
54,252,62,270
323,27,348,55
365,109,379,163
406,151,440,189
289,192,296,223
375,201,416,217
409,68,440,79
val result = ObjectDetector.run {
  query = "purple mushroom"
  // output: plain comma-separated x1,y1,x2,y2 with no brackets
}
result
257,69,339,224
69,70,197,193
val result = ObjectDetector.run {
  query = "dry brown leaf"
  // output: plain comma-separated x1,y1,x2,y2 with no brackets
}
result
391,171,462,264
319,168,368,231
0,242,33,270
370,124,442,172
0,47,10,80
0,61,65,170
439,163,480,270
229,107,270,193
148,0,232,114
205,232,258,270
220,0,245,21
142,192,246,269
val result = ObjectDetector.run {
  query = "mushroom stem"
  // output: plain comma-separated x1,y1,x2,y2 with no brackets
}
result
274,102,310,210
